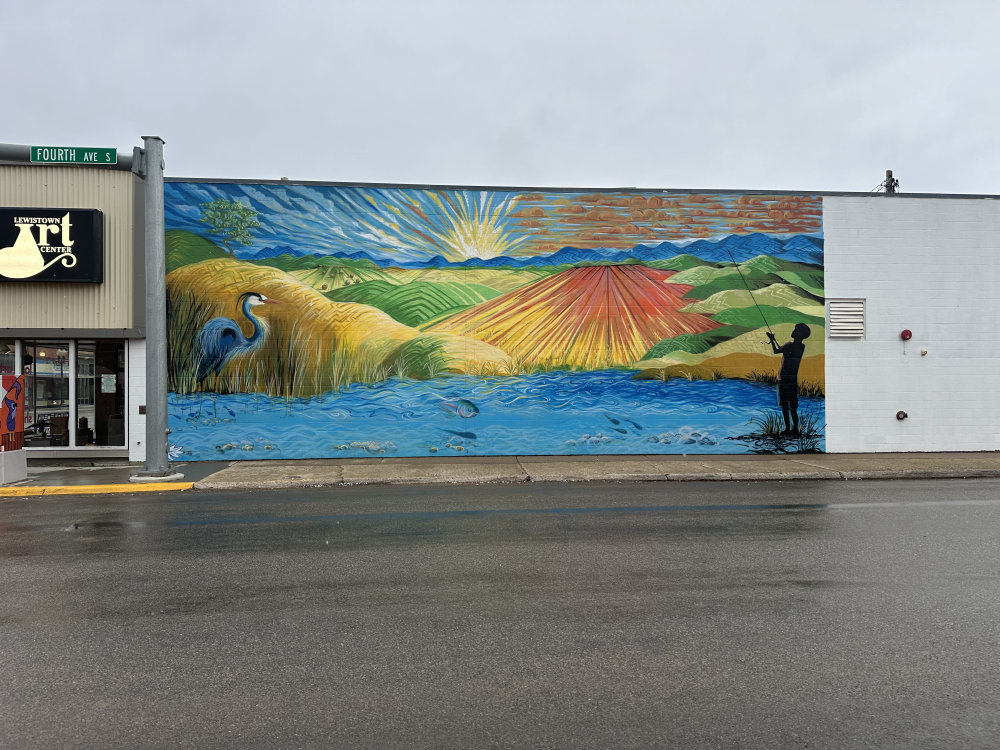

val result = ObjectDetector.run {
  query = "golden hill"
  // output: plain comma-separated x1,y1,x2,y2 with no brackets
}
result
634,322,825,393
167,259,511,396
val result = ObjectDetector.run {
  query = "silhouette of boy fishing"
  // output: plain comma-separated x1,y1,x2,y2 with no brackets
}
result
766,323,811,435
725,251,813,437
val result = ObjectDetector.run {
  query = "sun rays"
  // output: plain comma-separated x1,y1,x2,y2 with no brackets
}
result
356,190,527,262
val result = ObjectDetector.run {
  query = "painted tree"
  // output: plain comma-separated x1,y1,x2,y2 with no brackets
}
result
199,199,260,256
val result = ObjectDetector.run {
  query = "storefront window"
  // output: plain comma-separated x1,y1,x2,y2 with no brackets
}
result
76,341,125,446
0,341,14,379
23,341,70,447
7,339,127,449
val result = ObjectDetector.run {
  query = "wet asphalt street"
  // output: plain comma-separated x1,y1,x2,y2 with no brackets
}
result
2,479,999,749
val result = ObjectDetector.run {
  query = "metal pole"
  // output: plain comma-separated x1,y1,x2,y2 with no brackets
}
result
885,170,899,194
133,136,181,480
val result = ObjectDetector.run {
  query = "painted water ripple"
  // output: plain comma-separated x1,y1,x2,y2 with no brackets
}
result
168,370,824,460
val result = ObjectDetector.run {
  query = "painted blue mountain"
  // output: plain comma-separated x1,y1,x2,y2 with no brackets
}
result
240,232,824,269
388,233,824,269
245,245,303,261
683,233,784,263
780,235,825,264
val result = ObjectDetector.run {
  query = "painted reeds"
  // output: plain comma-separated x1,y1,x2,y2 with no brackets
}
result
167,259,510,397
745,369,825,398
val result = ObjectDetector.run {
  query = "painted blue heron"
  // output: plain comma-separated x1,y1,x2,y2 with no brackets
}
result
196,291,280,387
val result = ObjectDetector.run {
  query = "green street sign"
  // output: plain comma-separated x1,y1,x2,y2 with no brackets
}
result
30,146,118,165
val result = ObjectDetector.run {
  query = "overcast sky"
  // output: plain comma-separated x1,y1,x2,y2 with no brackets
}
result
6,1,998,194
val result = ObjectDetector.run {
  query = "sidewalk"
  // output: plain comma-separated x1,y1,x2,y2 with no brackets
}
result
3,452,1000,496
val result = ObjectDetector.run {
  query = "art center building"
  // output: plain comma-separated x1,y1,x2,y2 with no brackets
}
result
0,161,147,461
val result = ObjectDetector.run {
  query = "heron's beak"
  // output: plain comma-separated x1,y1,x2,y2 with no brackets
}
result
263,298,281,304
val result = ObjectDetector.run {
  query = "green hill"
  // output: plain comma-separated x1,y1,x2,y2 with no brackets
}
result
291,264,395,292
327,279,501,326
736,255,823,275
682,272,786,300
165,230,228,272
247,253,313,271
254,254,381,273
680,283,824,315
645,254,721,272
672,256,824,300
710,305,825,328
775,269,824,297
641,325,752,359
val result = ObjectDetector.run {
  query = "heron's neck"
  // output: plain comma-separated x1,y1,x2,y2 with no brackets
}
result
244,307,270,349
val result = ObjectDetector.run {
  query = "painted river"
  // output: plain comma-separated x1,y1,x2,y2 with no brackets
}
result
167,370,825,461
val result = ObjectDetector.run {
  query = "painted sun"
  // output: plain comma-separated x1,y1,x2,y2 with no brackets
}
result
357,190,526,262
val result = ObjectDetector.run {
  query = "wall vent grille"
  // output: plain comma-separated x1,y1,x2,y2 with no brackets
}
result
828,299,865,338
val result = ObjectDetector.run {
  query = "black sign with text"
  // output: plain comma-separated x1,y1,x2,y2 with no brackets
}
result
0,208,104,283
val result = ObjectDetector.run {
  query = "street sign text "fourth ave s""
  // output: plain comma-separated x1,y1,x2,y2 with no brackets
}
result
30,146,117,165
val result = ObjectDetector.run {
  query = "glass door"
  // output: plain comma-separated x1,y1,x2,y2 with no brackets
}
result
22,341,70,447
77,341,125,446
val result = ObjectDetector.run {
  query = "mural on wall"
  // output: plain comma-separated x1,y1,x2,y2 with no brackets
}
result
164,183,825,460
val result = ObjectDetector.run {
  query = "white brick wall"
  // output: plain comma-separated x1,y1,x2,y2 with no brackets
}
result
128,339,146,462
825,196,1000,452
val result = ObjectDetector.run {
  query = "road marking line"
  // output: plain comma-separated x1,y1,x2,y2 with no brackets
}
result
0,483,193,497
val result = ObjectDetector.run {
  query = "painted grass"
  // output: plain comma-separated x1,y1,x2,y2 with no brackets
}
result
167,289,212,393
744,369,825,399
633,353,825,398
746,409,824,452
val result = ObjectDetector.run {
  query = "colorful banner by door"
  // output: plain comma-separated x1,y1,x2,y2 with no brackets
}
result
1,375,25,452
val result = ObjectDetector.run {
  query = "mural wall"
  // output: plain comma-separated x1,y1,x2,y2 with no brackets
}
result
164,183,825,460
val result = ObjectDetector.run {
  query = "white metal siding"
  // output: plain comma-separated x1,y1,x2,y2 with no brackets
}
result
824,195,1000,452
0,165,141,330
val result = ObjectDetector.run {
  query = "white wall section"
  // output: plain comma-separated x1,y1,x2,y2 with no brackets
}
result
824,196,1000,452
128,339,146,462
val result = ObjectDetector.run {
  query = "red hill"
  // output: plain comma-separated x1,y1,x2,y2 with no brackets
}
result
427,265,721,368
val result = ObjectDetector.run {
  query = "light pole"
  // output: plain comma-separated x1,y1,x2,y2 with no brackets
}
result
131,136,183,482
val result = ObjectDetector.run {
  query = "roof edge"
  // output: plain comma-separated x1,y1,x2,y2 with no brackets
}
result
161,176,1000,200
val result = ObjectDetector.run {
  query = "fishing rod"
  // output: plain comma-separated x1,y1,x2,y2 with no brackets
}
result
727,250,775,340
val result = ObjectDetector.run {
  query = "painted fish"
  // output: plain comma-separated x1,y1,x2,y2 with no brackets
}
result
444,429,478,440
437,398,479,418
606,412,643,432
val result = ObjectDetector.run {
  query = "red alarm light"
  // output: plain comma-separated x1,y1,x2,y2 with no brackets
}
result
900,329,912,341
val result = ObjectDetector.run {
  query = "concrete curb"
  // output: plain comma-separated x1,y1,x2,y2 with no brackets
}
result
838,469,1000,481
9,469,1000,494
190,468,1000,491
10,454,1000,494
